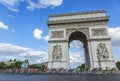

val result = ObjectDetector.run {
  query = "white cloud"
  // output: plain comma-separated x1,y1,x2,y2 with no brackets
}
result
33,28,43,39
0,43,29,55
69,40,85,67
0,56,16,62
70,52,85,63
0,43,48,64
108,27,120,48
0,0,63,11
20,50,48,63
70,40,84,53
39,0,63,7
108,27,120,62
26,0,37,10
69,40,85,65
0,0,23,12
0,21,8,30
27,0,63,10
43,35,49,41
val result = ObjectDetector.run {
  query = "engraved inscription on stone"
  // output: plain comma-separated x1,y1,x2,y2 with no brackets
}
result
92,28,107,36
97,43,109,60
51,31,64,38
52,44,62,61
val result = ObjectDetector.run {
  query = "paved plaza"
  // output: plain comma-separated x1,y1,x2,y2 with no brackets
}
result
0,73,120,81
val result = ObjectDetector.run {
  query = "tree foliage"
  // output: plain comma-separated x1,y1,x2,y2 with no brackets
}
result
29,64,47,69
116,61,120,70
0,61,22,70
77,63,85,71
0,62,8,69
29,64,40,68
10,61,22,69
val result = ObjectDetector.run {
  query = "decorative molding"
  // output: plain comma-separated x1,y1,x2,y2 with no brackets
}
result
48,21,107,28
91,28,107,36
48,17,109,25
51,31,64,38
48,39,68,42
88,37,111,41
50,10,105,17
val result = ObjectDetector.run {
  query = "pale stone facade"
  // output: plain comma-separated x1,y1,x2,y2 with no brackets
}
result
47,10,116,70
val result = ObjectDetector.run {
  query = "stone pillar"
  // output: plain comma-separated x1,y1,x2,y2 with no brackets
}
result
48,40,69,68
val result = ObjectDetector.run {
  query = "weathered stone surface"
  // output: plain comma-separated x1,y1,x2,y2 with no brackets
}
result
51,31,64,38
52,44,62,61
48,10,116,70
91,28,107,36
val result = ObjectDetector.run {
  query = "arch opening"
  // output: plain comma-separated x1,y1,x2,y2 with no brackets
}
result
69,40,85,68
68,31,89,69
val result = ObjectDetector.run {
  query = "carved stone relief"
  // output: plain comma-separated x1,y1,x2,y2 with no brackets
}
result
97,43,109,60
49,21,107,28
51,31,64,38
92,28,107,36
52,44,62,61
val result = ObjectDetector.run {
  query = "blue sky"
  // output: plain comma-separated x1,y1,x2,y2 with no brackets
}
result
0,0,120,68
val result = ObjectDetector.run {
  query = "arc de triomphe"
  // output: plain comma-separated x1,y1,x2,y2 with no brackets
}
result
47,10,116,70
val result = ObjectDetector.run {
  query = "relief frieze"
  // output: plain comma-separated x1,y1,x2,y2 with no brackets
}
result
51,31,64,38
92,28,107,36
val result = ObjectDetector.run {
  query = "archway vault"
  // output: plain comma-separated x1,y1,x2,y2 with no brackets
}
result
68,31,90,69
47,10,116,70
68,31,87,45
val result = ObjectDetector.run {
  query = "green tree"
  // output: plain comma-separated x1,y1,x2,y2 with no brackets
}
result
116,61,120,70
0,61,22,69
10,61,22,69
29,64,40,68
0,62,8,69
81,64,85,69
77,63,85,71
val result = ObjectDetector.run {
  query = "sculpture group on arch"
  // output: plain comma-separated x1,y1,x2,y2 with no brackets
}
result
47,10,116,70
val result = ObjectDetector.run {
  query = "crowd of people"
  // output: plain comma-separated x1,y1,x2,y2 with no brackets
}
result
0,68,75,74
0,67,119,74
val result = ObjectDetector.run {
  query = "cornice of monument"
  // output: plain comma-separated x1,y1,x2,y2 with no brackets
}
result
49,10,105,17
47,16,109,26
48,39,68,42
88,37,111,41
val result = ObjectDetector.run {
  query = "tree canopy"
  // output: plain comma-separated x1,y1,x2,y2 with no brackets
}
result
116,61,120,70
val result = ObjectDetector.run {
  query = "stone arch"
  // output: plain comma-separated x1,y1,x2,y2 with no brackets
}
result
47,10,116,69
66,29,89,41
68,31,90,69
68,31,88,44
